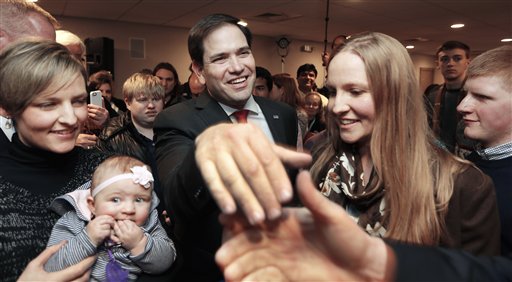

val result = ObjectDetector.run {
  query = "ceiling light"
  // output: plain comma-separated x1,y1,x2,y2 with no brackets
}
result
451,23,465,29
501,38,512,42
405,45,414,49
237,20,248,27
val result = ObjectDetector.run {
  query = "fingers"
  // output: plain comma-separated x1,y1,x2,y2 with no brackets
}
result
87,104,103,112
196,124,276,223
112,220,129,239
240,266,288,282
273,145,312,169
50,256,96,281
76,132,97,149
94,215,116,227
70,269,92,282
113,221,123,235
161,210,171,225
296,170,345,225
77,134,97,143
223,247,278,281
244,140,292,205
225,137,275,223
196,123,311,225
216,228,265,269
114,220,137,234
18,241,94,282
219,213,253,242
198,159,237,214
110,233,121,244
219,213,252,234
30,241,67,266
87,105,108,125
295,170,377,270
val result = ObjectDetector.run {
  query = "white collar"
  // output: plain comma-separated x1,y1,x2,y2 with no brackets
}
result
476,141,512,160
218,95,261,117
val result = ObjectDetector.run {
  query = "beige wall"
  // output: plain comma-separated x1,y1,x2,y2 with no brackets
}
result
57,16,439,98
410,53,444,85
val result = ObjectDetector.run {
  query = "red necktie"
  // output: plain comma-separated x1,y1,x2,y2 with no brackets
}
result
232,110,249,123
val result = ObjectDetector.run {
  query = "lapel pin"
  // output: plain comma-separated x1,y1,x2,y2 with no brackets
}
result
273,115,279,119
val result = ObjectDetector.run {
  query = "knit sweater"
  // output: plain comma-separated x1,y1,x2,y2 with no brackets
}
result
467,153,512,255
0,135,106,281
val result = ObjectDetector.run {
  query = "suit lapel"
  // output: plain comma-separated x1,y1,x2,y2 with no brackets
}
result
255,97,287,144
192,95,291,145
194,93,231,127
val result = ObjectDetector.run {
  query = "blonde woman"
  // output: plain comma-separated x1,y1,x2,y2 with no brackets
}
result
310,32,500,255
0,39,105,280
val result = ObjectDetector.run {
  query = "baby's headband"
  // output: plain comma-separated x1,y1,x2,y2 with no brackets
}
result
92,165,154,197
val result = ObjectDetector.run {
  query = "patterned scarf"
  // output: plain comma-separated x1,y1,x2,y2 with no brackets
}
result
319,150,388,237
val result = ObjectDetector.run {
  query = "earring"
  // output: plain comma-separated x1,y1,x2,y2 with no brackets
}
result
4,118,12,129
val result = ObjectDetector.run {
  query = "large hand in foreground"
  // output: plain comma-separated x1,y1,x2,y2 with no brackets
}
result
216,171,392,282
195,123,312,225
18,241,95,282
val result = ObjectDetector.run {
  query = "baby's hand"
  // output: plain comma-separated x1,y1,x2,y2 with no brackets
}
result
86,215,115,246
112,220,146,255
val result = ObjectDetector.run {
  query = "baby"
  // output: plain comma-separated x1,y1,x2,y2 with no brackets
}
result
45,156,175,281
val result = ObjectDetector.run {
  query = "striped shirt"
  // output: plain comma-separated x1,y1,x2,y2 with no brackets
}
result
476,141,512,161
45,191,176,281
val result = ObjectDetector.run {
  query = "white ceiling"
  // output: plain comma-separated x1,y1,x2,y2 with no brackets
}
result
38,0,512,56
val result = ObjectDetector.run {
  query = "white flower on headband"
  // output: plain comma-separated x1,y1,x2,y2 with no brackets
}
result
130,166,154,189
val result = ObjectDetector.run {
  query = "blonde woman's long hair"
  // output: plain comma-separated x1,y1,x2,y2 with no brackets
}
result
310,32,467,245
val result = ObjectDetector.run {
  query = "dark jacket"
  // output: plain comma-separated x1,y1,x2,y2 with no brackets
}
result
154,94,298,281
393,243,512,281
97,111,152,164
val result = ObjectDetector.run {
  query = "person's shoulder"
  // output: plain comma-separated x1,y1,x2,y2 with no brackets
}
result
154,97,213,132
424,83,442,95
100,114,129,138
158,97,198,118
465,151,479,162
454,163,494,194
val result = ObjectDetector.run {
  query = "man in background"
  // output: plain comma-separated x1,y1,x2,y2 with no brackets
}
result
180,63,206,99
321,34,347,66
252,66,273,98
152,62,182,107
296,63,328,107
425,40,474,154
319,34,347,96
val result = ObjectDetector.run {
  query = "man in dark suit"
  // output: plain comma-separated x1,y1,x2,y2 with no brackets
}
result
153,13,308,281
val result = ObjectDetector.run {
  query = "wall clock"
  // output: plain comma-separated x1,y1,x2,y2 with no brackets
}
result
277,37,290,49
